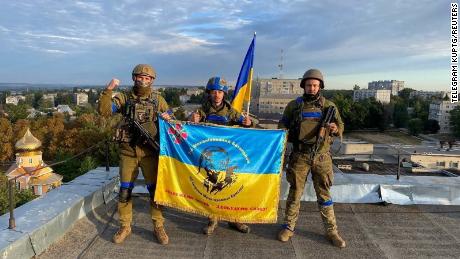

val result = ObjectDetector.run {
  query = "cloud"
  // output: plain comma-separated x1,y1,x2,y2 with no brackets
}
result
0,0,451,88
0,25,11,32
22,32,91,43
74,1,103,15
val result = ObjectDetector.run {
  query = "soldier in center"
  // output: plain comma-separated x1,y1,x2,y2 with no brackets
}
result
98,64,172,245
189,76,253,235
277,69,346,248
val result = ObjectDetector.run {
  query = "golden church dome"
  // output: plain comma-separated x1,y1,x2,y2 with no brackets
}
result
15,128,42,151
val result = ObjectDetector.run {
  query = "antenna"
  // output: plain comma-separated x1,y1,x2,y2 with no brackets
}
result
278,49,284,79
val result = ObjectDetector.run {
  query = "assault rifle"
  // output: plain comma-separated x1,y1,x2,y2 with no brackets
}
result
312,106,336,156
123,99,161,152
131,119,160,151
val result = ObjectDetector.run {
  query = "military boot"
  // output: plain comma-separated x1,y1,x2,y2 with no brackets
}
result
278,227,294,242
154,225,169,245
228,222,250,233
320,205,346,248
113,225,132,244
203,218,218,235
326,231,346,248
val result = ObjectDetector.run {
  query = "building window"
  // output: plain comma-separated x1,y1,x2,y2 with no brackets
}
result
451,162,459,168
29,158,33,164
436,161,446,167
36,185,43,195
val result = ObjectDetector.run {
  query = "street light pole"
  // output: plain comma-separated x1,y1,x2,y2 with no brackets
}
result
8,180,16,229
397,149,401,181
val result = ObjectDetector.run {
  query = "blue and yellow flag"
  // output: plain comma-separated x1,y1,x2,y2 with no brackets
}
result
231,34,255,113
155,118,286,223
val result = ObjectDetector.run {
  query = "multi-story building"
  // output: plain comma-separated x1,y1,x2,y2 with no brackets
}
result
179,95,191,104
255,94,299,114
409,91,447,100
5,95,26,105
353,89,391,104
42,93,57,106
428,100,460,133
368,80,404,96
249,78,303,116
186,88,204,96
254,78,303,96
73,93,88,106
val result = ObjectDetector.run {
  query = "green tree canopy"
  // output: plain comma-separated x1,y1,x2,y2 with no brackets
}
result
450,106,460,137
408,118,423,136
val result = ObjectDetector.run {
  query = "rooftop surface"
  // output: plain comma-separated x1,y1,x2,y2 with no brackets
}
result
39,197,460,259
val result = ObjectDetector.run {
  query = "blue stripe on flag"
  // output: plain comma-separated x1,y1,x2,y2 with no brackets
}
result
159,118,286,174
231,35,255,104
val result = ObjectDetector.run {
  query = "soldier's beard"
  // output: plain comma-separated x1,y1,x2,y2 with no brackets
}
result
303,92,320,102
133,81,152,96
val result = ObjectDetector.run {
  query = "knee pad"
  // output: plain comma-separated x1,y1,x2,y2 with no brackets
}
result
119,187,132,203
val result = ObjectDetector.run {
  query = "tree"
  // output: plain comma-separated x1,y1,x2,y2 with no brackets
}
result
0,174,37,216
174,106,187,120
38,98,53,111
33,91,44,109
5,103,29,122
188,93,205,104
424,119,440,134
55,93,73,105
353,84,360,90
398,88,415,104
408,118,423,136
78,156,98,175
332,93,353,131
348,101,369,130
363,98,386,131
162,88,181,107
0,118,14,162
411,98,429,121
393,101,409,128
450,106,460,137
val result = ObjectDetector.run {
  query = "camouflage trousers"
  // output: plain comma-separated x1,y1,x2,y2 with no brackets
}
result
283,151,335,231
118,151,164,227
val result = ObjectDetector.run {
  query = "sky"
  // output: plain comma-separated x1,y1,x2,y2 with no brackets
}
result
0,0,452,90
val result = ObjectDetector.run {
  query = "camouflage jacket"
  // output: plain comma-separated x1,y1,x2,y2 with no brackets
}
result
98,88,169,157
196,100,252,127
278,95,344,154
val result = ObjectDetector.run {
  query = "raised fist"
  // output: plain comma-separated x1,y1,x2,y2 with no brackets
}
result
107,78,120,90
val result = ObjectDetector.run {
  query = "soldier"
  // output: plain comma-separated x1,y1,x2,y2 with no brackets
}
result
189,76,252,235
98,64,172,245
277,69,346,248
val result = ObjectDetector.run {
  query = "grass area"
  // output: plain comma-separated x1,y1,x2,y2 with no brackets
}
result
345,131,422,145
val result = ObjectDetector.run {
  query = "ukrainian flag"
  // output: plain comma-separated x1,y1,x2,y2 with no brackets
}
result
231,33,255,113
155,118,287,223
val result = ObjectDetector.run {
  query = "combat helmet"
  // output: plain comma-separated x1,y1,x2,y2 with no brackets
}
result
300,69,324,89
132,64,156,79
206,76,228,94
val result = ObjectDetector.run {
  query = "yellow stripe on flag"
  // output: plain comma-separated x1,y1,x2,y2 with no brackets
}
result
155,155,280,223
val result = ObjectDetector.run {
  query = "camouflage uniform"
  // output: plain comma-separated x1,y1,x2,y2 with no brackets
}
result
98,64,171,244
277,69,346,248
195,99,249,126
194,76,252,235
